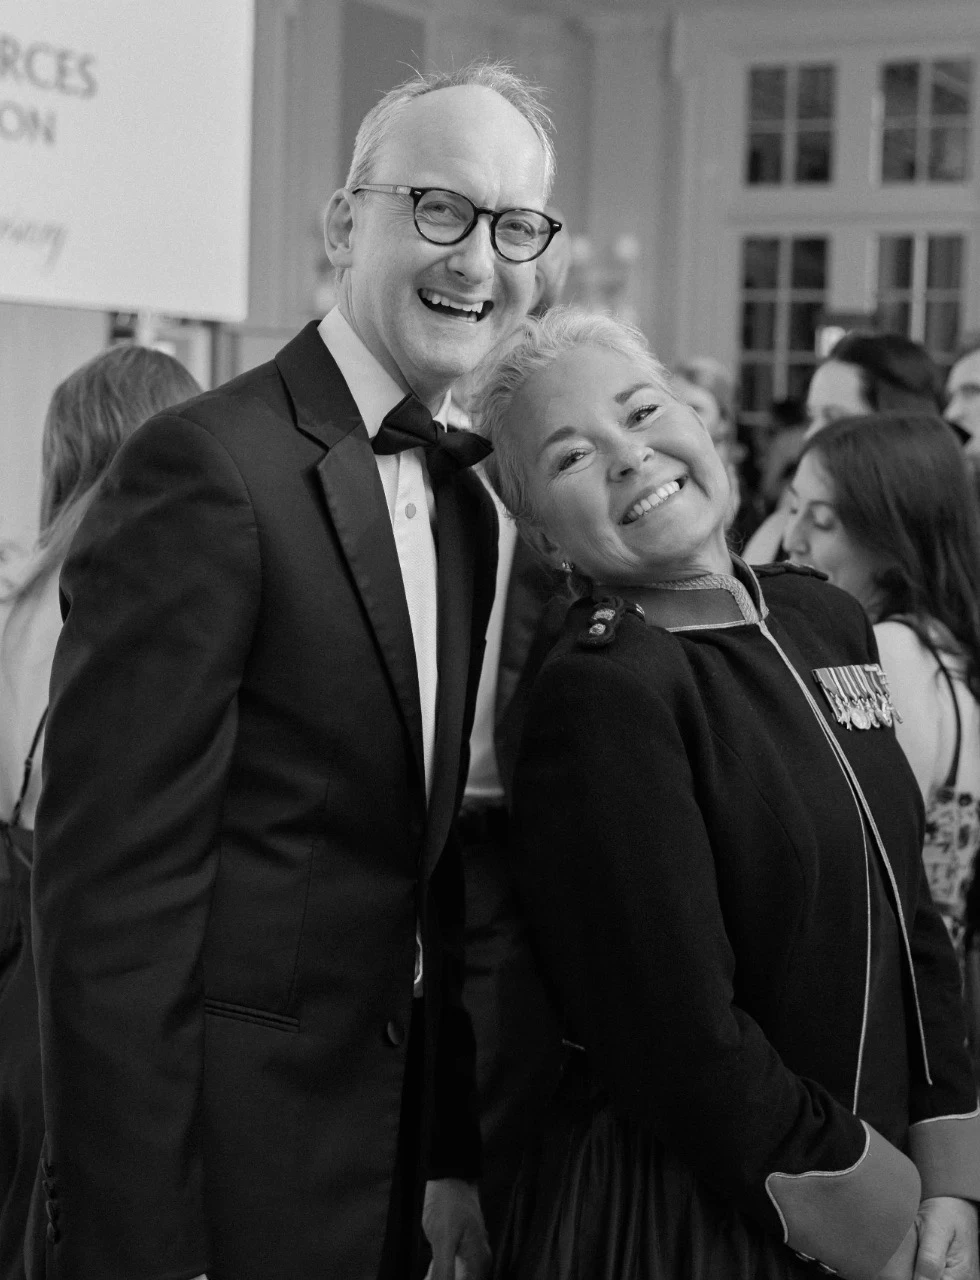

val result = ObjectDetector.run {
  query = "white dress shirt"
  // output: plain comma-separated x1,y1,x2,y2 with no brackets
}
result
318,309,438,797
464,483,517,804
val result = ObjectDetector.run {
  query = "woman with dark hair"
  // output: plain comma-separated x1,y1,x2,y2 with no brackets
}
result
0,344,199,1280
785,412,980,971
744,332,944,563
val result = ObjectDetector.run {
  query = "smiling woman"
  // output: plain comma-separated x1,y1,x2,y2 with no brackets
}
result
473,308,980,1280
477,308,732,594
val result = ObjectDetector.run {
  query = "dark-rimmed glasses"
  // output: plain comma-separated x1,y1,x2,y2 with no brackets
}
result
352,185,562,263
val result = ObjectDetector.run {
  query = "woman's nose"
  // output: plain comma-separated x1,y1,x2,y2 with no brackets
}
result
610,435,652,478
783,511,807,554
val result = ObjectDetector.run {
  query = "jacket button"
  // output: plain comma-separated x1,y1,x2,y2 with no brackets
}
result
45,1201,59,1225
385,1020,404,1047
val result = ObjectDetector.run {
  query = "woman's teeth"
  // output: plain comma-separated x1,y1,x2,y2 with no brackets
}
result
419,289,488,321
622,479,683,525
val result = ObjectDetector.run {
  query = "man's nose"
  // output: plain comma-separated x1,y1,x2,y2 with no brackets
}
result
447,216,495,282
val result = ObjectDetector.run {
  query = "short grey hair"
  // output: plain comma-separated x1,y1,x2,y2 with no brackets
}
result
473,307,674,537
345,60,556,198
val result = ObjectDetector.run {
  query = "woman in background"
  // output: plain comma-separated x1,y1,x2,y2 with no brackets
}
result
785,412,980,976
744,331,944,563
0,345,199,1280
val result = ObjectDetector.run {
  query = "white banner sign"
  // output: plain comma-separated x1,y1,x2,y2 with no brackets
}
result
0,0,254,321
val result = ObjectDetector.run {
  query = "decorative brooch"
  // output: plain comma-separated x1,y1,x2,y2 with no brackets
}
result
577,596,645,648
812,664,902,731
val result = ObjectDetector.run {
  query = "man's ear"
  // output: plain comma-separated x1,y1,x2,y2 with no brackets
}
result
324,190,355,269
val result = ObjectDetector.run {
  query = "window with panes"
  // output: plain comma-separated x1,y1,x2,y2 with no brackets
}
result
876,233,967,373
739,236,830,422
879,59,973,183
745,64,836,185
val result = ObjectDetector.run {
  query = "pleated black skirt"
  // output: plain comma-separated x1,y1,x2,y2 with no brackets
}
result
494,1056,816,1280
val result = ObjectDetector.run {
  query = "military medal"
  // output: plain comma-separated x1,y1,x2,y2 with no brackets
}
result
812,664,901,730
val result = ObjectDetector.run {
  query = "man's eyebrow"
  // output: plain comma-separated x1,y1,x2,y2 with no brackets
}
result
614,382,658,405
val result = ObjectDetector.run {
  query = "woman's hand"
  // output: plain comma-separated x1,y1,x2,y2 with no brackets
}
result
913,1196,979,1280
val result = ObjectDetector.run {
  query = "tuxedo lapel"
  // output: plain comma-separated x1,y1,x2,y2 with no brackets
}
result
275,324,426,790
421,475,476,879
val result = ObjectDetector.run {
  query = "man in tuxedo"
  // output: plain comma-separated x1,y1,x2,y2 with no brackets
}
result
30,63,556,1280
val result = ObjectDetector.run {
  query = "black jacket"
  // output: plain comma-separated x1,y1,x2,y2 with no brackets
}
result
512,562,980,1280
31,323,497,1280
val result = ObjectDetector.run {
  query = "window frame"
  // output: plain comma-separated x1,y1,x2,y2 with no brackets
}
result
744,61,837,188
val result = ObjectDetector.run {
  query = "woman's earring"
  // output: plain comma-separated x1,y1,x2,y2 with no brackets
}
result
560,560,574,574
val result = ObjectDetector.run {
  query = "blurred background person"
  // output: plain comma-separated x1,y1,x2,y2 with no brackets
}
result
0,345,199,1280
945,334,980,456
671,356,768,544
672,357,742,505
757,397,808,514
744,330,945,564
784,410,980,1051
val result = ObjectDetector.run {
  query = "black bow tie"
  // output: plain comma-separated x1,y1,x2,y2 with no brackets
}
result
372,394,492,482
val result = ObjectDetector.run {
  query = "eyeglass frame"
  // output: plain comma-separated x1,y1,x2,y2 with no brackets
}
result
351,184,563,263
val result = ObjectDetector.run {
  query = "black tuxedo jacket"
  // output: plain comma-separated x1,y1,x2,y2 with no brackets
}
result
31,322,497,1280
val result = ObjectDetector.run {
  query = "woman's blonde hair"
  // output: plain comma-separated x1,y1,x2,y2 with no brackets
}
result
473,306,673,539
7,344,199,601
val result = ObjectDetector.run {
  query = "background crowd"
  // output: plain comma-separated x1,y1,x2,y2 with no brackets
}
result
2,50,980,1280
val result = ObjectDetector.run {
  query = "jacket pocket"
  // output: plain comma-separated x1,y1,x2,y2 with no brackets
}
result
204,998,299,1033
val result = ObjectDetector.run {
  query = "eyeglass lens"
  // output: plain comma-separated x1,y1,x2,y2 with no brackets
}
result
414,190,551,261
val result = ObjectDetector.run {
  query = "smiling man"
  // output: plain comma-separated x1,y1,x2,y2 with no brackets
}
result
31,64,554,1280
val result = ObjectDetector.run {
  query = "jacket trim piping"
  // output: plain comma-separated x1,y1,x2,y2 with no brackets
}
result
910,1103,980,1126
757,617,932,1087
852,820,873,1113
666,619,753,633
765,1122,872,1244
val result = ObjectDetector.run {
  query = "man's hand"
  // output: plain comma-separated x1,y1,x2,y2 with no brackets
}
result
913,1196,979,1280
422,1178,491,1280
878,1223,918,1279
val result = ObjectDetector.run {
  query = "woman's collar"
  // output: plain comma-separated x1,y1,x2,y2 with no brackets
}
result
613,556,768,632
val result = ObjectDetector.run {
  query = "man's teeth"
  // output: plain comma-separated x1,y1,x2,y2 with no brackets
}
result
419,289,486,320
623,479,683,525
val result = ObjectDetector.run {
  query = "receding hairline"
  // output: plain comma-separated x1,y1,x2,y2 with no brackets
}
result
344,61,557,200
373,85,548,185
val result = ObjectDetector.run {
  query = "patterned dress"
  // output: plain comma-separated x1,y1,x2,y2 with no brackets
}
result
914,638,980,965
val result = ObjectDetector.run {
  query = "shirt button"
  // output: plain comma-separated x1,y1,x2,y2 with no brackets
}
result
405,502,417,519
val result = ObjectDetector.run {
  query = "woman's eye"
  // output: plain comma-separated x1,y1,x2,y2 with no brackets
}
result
555,448,588,473
628,403,664,427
